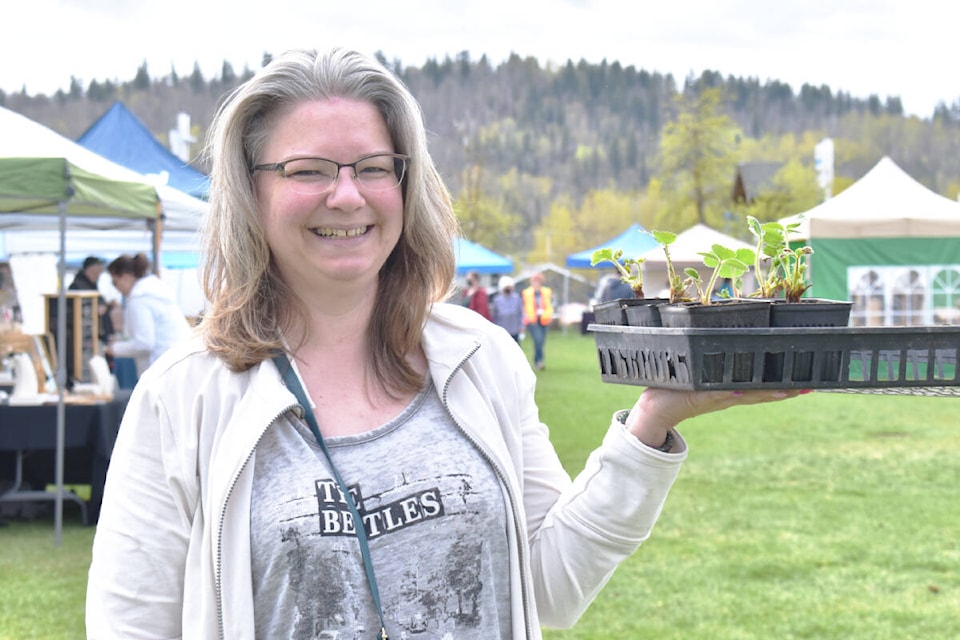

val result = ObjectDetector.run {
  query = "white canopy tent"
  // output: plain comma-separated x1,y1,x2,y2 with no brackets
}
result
780,156,960,240
637,223,756,296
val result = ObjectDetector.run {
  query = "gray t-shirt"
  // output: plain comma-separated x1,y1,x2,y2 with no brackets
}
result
251,380,512,639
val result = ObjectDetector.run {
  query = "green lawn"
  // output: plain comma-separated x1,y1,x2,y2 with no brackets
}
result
2,328,958,639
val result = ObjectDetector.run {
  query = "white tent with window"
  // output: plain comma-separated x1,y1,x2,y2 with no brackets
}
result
779,156,960,325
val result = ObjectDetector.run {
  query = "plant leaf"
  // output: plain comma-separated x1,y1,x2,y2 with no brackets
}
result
652,230,677,245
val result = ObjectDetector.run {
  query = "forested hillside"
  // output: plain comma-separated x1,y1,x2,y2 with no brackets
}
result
4,51,959,266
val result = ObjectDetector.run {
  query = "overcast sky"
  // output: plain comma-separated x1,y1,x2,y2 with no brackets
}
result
4,0,956,118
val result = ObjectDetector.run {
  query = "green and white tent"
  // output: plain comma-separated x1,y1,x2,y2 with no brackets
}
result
0,108,166,545
781,156,960,325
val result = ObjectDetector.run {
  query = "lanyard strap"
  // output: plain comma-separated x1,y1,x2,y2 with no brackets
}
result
272,354,388,640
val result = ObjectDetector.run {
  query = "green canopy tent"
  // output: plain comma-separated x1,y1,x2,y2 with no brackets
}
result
0,156,159,545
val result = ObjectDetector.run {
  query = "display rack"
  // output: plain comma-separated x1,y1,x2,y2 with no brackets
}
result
44,291,100,384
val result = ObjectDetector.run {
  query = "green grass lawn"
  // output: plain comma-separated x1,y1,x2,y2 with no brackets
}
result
3,328,958,639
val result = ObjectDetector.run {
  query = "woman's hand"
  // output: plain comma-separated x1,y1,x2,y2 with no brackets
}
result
625,387,811,449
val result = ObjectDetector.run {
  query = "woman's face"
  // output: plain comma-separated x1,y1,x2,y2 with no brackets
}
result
254,98,404,300
110,272,136,297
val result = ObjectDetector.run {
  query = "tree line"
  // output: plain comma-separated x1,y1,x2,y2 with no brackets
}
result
3,51,959,269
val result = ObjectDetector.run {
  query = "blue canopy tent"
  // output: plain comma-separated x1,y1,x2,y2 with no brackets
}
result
565,222,659,268
455,237,513,275
77,102,210,200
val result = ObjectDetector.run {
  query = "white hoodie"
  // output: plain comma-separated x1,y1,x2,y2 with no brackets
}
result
87,303,686,639
109,273,192,375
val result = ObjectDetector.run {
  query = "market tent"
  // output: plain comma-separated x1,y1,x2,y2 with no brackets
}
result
0,106,206,232
780,156,960,240
637,223,755,297
779,156,960,325
565,222,659,269
0,141,162,546
0,106,208,315
454,237,513,274
78,102,210,200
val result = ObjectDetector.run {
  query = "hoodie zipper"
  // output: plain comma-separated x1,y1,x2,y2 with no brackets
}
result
214,402,299,640
440,341,534,640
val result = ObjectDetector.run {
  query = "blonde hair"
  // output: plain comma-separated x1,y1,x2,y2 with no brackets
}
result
200,48,459,395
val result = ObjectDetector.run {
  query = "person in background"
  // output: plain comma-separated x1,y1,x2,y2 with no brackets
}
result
491,275,523,342
67,256,117,385
69,256,117,338
86,48,806,640
522,271,554,370
463,270,491,320
599,270,636,303
104,253,192,377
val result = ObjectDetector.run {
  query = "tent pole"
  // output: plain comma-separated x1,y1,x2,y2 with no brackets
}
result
54,200,68,546
152,203,163,275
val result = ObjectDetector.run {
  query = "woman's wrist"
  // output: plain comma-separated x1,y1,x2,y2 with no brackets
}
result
616,409,676,452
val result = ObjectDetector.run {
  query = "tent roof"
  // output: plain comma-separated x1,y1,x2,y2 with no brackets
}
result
0,106,206,231
639,223,752,263
78,102,210,200
0,156,157,221
454,237,513,274
780,156,960,239
565,222,659,268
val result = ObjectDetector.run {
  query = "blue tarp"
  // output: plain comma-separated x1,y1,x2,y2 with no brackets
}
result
455,237,513,274
77,102,210,199
565,222,659,268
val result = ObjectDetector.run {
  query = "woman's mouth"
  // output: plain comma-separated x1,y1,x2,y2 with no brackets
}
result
313,225,370,238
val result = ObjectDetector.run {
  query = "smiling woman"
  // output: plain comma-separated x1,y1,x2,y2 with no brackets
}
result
86,47,808,640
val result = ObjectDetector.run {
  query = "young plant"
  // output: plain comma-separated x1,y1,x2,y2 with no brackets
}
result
778,244,815,302
746,215,813,302
746,215,786,298
650,229,693,303
685,244,755,305
590,248,647,298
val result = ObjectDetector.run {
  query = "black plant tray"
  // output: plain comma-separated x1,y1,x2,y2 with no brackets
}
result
589,324,960,392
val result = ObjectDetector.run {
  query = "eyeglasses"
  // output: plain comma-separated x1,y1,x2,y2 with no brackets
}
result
251,153,408,195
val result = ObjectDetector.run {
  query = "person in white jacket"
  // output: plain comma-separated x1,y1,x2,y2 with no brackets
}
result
87,48,804,640
104,252,192,376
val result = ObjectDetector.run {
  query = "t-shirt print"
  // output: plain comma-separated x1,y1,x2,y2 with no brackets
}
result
250,382,513,639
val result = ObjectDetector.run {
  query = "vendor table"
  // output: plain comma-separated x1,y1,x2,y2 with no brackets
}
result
0,390,131,524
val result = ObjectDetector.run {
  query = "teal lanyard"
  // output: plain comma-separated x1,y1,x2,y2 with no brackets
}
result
272,354,389,640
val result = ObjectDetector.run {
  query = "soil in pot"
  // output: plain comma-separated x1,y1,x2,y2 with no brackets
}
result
659,300,771,383
764,299,853,382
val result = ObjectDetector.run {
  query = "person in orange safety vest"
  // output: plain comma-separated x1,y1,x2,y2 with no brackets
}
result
521,272,553,369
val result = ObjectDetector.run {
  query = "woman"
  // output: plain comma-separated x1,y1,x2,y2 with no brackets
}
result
462,270,491,320
104,253,192,377
491,275,523,341
87,48,803,640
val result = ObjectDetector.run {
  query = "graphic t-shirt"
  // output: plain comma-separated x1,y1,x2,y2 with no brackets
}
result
250,380,512,639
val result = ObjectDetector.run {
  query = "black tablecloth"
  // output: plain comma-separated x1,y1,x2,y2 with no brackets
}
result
0,390,131,523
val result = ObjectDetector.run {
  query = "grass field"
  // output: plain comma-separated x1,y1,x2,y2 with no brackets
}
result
2,328,958,639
